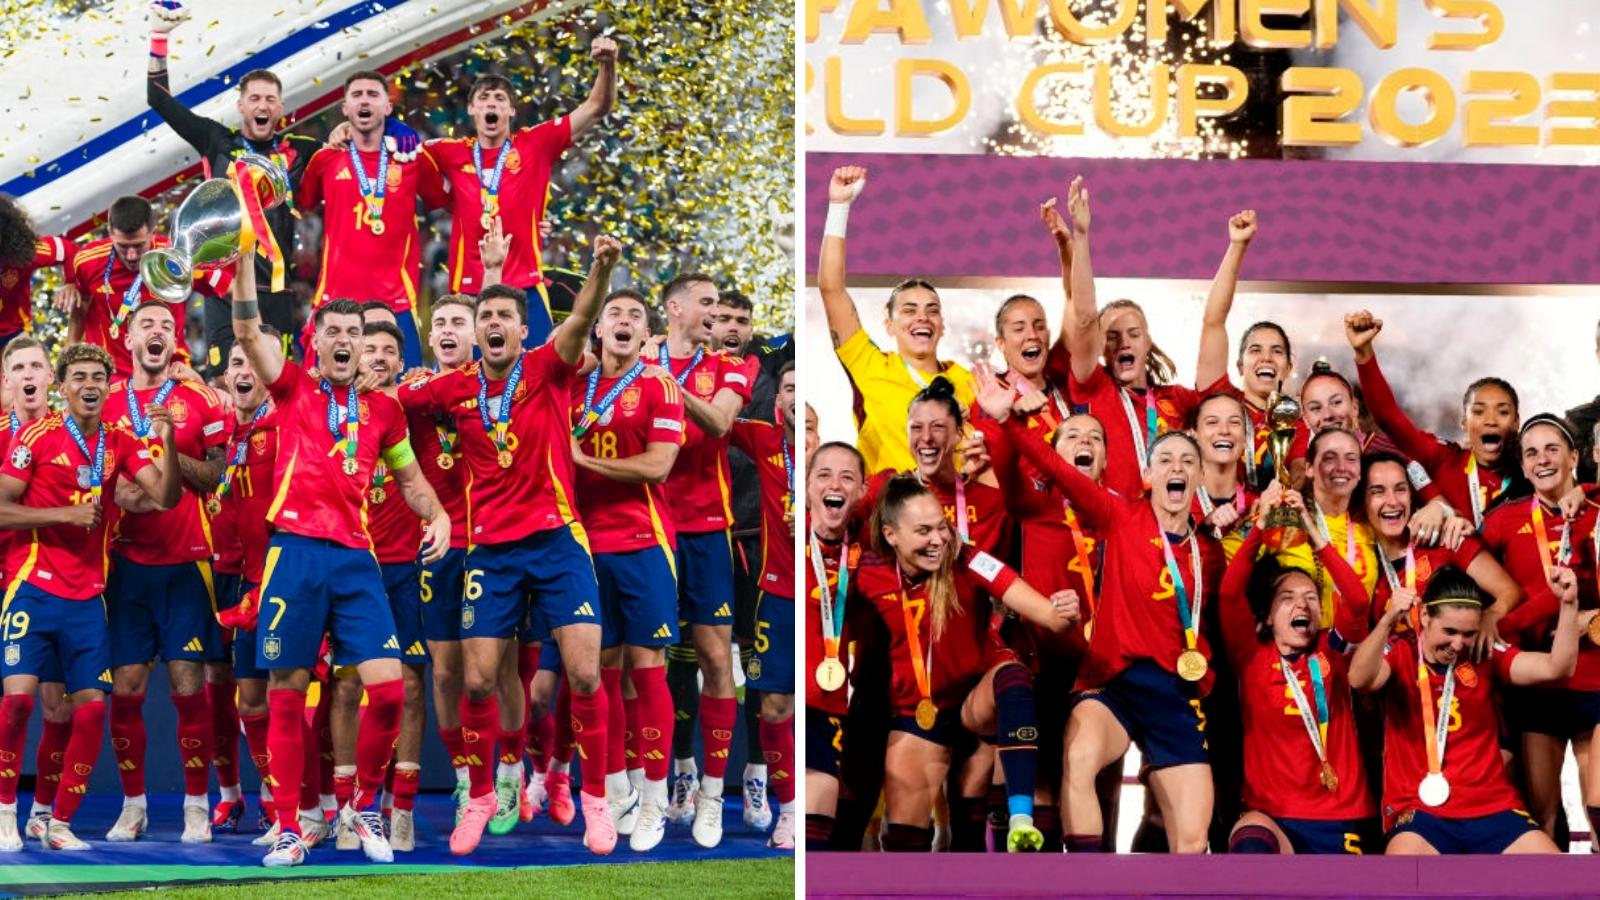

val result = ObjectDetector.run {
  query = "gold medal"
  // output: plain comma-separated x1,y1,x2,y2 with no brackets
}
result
815,658,846,692
369,218,385,236
480,212,495,230
342,457,358,476
1587,615,1600,646
914,699,938,731
1176,649,1208,682
1320,761,1338,792
498,448,513,469
109,323,120,340
369,487,386,505
437,452,455,470
205,497,222,517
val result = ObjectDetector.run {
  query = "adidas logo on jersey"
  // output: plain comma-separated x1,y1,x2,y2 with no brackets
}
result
383,635,400,649
184,638,204,652
653,624,672,639
574,602,595,617
336,170,352,180
713,603,731,618
52,453,72,466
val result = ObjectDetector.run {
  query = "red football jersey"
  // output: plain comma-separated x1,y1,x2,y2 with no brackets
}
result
662,350,757,534
263,363,411,549
1004,415,1222,694
297,146,448,314
1,415,154,599
217,412,278,584
730,419,796,600
1370,538,1490,629
571,372,685,554
69,238,227,376
1480,497,1600,689
426,120,573,293
1067,364,1204,500
105,380,228,565
859,470,1012,561
805,524,861,717
1380,634,1525,830
406,402,468,547
0,236,73,337
1355,356,1514,523
367,458,422,564
398,344,581,546
0,418,33,577
856,544,1019,716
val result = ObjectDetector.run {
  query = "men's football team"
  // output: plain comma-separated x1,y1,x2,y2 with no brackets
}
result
808,163,1600,858
0,1,798,865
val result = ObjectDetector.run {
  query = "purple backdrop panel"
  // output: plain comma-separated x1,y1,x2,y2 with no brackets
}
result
804,153,1600,286
804,852,1600,898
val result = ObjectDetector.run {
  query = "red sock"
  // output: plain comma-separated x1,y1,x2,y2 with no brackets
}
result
209,683,241,789
242,714,271,780
172,690,213,797
334,772,356,809
355,679,403,807
498,727,526,768
33,717,72,807
109,694,148,798
392,764,420,811
624,693,642,773
267,689,307,835
601,668,626,777
52,700,106,824
526,712,552,773
632,666,673,782
518,643,540,687
760,715,795,806
553,679,575,765
460,694,499,799
700,695,737,780
568,686,609,799
439,726,466,769
298,716,320,814
0,694,35,805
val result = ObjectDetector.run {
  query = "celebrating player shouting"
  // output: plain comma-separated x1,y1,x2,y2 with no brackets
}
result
0,343,180,851
400,235,623,856
230,250,449,868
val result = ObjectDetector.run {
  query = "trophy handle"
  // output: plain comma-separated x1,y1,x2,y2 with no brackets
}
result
140,248,194,303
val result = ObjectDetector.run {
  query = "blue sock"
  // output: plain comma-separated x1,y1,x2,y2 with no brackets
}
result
992,663,1037,821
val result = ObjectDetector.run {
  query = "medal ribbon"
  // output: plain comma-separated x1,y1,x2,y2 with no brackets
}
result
1119,386,1159,463
8,412,19,435
898,585,935,714
781,433,795,514
125,378,176,439
659,344,705,387
811,533,850,662
952,476,969,545
1011,376,1064,432
103,252,145,337
1378,543,1417,593
1064,510,1097,620
1197,489,1247,539
217,402,268,498
1280,655,1331,769
348,139,389,227
63,414,106,503
899,356,930,390
574,360,645,438
1315,506,1359,605
1466,455,1507,529
477,355,524,455
1530,497,1574,578
1413,621,1456,780
1159,528,1203,654
433,413,456,457
231,159,285,293
371,462,388,491
472,138,511,218
321,378,359,467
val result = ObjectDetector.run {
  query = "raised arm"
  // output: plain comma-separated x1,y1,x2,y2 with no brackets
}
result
144,2,224,154
1349,587,1406,693
229,246,284,387
1347,311,1451,472
1057,179,1101,385
1507,566,1582,686
568,37,618,138
1194,210,1256,390
998,578,1079,634
976,374,1119,529
1466,548,1525,660
1216,526,1267,671
554,234,621,365
818,167,866,349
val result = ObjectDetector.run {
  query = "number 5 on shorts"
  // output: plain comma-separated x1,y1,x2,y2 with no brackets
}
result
754,618,769,653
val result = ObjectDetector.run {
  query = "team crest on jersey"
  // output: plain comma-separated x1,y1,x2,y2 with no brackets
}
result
620,386,642,415
694,371,715,396
1,271,15,290
386,165,402,188
168,396,190,426
9,446,29,469
262,637,281,661
1454,662,1478,688
251,432,269,453
3,644,18,667
1415,555,1434,584
504,147,523,173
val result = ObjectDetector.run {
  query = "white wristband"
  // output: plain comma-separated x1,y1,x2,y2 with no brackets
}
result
823,202,851,240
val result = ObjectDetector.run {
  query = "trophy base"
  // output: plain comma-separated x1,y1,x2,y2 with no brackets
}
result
1262,524,1308,551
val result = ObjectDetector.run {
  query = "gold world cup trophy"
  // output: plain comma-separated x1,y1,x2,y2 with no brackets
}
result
1261,386,1308,550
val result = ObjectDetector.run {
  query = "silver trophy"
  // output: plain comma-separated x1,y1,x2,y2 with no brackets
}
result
141,153,289,302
